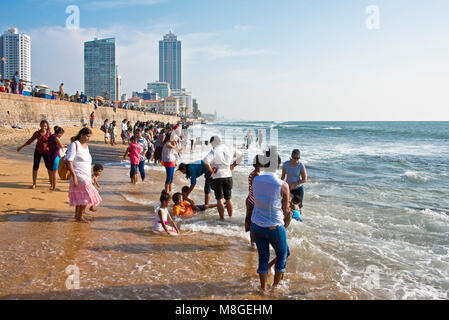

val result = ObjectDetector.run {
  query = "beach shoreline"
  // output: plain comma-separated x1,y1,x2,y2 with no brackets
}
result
0,125,300,300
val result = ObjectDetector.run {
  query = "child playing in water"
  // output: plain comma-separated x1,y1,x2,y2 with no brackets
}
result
172,190,217,217
89,164,104,213
153,190,180,235
291,196,303,222
181,186,217,210
123,136,141,184
245,155,262,248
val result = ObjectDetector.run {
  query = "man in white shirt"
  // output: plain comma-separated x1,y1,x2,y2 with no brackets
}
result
203,136,244,220
135,128,148,181
121,119,128,144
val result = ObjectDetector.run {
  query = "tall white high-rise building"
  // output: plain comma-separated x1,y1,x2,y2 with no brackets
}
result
0,28,31,82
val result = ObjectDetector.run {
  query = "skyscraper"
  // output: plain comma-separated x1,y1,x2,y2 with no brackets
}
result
159,31,181,90
0,28,31,82
147,81,171,99
84,38,116,99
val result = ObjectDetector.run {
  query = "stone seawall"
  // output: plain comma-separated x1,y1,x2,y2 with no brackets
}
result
0,93,181,128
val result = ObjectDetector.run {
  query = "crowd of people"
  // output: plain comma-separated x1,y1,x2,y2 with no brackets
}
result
16,116,308,294
0,72,24,94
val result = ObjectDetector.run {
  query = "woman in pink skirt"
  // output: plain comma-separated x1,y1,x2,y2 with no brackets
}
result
65,128,102,223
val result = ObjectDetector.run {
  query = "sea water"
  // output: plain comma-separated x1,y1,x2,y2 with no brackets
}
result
168,121,449,299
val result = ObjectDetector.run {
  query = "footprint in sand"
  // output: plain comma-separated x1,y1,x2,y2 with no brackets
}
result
32,197,45,201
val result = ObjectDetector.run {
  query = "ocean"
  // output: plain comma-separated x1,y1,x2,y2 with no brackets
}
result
165,121,449,299
2,121,448,299
85,121,449,299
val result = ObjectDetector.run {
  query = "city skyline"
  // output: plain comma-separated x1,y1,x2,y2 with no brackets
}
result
2,0,449,121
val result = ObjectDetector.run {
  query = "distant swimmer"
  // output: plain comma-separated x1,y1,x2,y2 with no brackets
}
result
281,149,307,217
246,129,254,149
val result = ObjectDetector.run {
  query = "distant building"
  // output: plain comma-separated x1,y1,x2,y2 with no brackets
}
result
192,99,201,118
133,89,159,101
142,99,164,112
147,81,170,99
171,88,192,112
121,93,127,101
143,96,180,115
163,97,180,115
128,97,142,108
0,28,31,82
84,38,116,99
159,31,181,90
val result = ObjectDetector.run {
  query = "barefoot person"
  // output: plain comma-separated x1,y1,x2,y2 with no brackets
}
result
162,130,178,193
89,164,104,213
152,190,180,235
177,161,213,206
203,136,244,220
281,149,307,217
47,126,66,191
65,128,102,223
245,155,262,248
17,120,52,189
251,146,292,293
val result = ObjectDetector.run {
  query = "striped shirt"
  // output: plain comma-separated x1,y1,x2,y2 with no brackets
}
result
247,169,259,205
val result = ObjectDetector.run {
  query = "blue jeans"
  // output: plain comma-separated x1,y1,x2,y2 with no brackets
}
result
251,223,288,274
130,161,145,181
165,166,175,184
138,160,145,181
130,164,138,179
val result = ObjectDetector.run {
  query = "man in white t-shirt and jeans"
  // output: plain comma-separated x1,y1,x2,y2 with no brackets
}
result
203,136,244,220
134,128,148,182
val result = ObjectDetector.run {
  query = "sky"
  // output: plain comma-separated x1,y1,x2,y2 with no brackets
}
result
1,0,449,121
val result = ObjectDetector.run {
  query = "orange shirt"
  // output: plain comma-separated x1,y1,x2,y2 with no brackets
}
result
173,201,194,216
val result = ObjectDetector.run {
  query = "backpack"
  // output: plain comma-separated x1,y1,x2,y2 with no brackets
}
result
58,142,77,180
100,124,106,133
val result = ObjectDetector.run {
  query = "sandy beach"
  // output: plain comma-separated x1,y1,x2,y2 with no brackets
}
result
0,125,310,300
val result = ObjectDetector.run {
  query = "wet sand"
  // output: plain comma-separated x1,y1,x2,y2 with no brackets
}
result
0,126,356,300
0,126,273,300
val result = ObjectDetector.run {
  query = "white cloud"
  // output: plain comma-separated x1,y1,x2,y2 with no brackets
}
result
26,25,268,102
182,32,268,63
233,25,254,32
